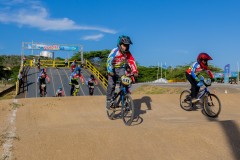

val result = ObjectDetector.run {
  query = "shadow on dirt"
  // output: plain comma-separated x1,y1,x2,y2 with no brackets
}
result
132,96,152,126
205,116,240,160
218,120,240,160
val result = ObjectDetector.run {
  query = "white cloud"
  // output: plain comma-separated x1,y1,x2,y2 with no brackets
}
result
0,0,117,34
81,34,104,41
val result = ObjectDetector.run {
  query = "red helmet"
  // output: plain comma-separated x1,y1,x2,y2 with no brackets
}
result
197,52,213,69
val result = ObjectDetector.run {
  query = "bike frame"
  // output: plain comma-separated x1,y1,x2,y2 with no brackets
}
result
197,87,209,100
112,83,129,107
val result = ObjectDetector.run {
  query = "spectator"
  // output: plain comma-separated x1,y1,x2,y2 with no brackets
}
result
23,56,27,66
33,57,36,66
18,71,24,94
65,58,68,67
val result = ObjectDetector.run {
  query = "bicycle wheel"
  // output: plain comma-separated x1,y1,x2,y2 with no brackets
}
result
180,90,192,111
203,94,221,118
121,94,134,126
106,100,116,120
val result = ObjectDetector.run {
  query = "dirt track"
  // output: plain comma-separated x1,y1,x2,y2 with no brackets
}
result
0,93,240,160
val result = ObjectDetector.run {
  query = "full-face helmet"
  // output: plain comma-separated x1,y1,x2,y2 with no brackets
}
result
197,52,213,69
117,35,133,53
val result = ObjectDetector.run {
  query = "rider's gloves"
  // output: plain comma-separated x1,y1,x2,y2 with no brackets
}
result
197,81,204,87
195,77,200,82
133,73,138,77
69,82,72,85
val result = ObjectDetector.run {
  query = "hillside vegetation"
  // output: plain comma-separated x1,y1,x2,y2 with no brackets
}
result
72,50,223,83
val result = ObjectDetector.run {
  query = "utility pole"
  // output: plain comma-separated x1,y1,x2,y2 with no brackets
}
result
157,62,159,80
165,62,167,79
161,62,162,79
238,61,239,84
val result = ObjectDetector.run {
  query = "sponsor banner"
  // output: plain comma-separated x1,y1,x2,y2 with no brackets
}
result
27,43,78,51
60,46,78,51
214,72,237,78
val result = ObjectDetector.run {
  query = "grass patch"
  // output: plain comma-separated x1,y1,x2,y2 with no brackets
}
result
133,85,182,94
0,91,16,100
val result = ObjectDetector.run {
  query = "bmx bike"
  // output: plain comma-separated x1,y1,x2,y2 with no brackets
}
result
180,77,221,118
72,84,80,96
106,75,135,126
89,85,94,95
40,83,46,97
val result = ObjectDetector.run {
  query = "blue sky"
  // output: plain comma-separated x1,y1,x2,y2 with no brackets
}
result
0,0,240,71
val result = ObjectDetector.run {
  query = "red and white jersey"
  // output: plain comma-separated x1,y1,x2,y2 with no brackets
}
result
107,47,138,74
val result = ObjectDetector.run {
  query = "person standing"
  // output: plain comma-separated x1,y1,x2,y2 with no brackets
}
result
65,58,68,67
17,71,24,94
33,57,36,66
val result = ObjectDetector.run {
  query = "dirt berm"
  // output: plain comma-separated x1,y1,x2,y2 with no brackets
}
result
0,94,240,160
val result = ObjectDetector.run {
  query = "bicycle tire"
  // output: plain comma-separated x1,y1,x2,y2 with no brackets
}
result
121,94,135,126
41,87,45,97
203,94,221,118
106,101,116,120
180,90,192,111
89,88,94,95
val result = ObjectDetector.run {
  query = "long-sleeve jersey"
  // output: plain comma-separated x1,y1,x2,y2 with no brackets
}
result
86,78,98,86
186,62,214,80
55,89,65,96
38,72,50,84
69,71,84,83
106,48,138,74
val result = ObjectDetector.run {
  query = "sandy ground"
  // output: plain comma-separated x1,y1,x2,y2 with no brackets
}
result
0,93,240,160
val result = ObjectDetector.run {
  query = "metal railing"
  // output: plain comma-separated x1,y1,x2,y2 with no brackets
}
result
85,60,108,89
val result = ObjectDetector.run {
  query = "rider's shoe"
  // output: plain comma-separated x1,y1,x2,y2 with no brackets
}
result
192,98,200,103
125,107,130,111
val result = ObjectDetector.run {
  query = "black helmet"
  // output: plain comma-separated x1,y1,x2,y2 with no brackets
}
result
117,35,132,53
117,35,133,46
90,74,94,79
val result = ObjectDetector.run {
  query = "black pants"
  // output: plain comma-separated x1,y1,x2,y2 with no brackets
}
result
186,72,200,99
70,79,79,95
18,79,24,93
39,83,46,92
106,68,125,100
